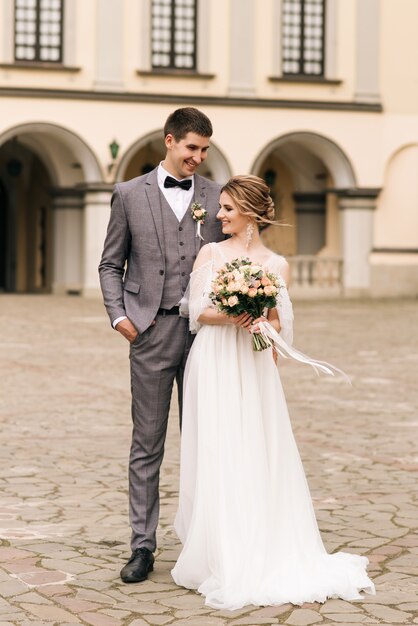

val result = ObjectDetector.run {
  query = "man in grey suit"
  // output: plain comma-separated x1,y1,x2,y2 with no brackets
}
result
99,108,223,583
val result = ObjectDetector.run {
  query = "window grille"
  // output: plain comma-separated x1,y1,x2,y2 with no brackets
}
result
282,0,325,76
151,0,197,70
14,0,63,63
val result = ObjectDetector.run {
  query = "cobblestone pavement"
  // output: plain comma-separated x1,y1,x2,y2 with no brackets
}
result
0,295,417,626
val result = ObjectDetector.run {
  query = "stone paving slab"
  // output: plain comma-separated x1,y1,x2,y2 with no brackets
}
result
0,295,417,625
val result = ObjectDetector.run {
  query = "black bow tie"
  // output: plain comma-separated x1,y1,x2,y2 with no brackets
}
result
164,175,192,191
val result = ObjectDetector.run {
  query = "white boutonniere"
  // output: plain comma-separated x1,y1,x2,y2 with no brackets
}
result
191,202,208,240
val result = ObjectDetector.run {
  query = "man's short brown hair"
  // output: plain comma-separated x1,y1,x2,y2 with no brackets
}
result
163,107,213,141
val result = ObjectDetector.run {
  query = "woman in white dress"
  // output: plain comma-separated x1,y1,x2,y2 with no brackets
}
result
172,175,375,610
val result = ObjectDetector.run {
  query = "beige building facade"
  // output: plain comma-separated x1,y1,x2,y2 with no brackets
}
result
0,0,417,298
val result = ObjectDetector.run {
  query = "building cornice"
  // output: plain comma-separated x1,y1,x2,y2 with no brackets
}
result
0,87,383,112
268,75,343,86
50,186,85,197
137,69,216,80
77,182,114,193
372,248,418,254
329,187,382,199
0,62,81,72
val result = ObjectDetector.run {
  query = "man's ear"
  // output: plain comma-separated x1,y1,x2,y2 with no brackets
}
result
165,133,174,149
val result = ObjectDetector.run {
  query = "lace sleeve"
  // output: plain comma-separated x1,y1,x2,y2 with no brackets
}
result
179,259,214,334
276,285,294,346
268,254,294,346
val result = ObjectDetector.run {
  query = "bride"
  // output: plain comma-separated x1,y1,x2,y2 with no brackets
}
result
171,175,375,610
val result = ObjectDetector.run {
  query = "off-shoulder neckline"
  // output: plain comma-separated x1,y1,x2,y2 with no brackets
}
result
210,241,282,267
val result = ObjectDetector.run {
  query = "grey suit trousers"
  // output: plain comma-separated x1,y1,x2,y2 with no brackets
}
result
129,313,194,552
98,169,223,552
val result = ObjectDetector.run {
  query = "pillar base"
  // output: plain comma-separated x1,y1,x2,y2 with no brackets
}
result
336,188,381,294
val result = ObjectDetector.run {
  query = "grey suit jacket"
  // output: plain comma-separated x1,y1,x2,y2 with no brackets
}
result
98,168,223,334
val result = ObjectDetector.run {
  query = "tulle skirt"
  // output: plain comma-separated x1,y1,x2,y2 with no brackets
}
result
172,324,375,610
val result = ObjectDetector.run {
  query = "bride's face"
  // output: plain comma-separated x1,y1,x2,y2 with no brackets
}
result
217,191,248,236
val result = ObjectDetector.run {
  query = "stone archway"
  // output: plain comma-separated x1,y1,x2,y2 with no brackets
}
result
0,123,103,294
252,131,358,296
116,129,232,184
0,180,8,291
252,131,356,188
0,138,55,293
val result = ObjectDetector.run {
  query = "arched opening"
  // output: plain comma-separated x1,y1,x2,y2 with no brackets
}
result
0,180,9,291
0,140,53,292
252,132,356,294
370,143,418,297
116,130,232,183
0,123,102,294
375,143,418,249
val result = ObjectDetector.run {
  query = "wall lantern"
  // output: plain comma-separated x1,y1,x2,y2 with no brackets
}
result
109,140,120,161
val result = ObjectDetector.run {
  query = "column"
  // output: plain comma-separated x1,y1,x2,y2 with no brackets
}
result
1,0,14,62
63,0,77,66
51,189,83,295
197,0,211,74
294,192,326,254
271,0,283,77
355,0,380,102
95,0,124,89
139,0,151,70
229,0,255,96
324,0,339,79
338,189,380,296
82,184,113,298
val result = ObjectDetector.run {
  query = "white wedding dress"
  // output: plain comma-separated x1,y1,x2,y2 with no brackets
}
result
171,243,375,610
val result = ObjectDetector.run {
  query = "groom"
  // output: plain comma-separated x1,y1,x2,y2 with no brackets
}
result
99,107,223,583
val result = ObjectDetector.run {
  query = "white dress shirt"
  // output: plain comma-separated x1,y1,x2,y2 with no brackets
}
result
112,164,194,328
157,162,194,221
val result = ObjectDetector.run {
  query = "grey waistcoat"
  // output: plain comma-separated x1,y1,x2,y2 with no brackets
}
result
159,192,197,309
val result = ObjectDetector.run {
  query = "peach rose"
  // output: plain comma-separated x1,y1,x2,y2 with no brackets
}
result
248,288,258,298
228,295,239,306
193,208,204,218
240,285,249,294
261,276,271,286
263,285,273,296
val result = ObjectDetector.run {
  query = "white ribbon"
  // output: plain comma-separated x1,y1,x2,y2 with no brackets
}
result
196,221,204,241
257,320,351,383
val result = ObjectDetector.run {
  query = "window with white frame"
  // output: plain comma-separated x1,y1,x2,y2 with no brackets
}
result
282,0,325,76
151,0,197,70
14,0,64,63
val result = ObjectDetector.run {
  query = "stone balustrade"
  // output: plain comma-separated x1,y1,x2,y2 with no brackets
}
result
288,255,343,298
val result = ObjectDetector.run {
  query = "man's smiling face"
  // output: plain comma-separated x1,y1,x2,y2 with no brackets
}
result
163,131,210,179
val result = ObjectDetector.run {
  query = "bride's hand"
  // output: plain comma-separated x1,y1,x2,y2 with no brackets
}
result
231,312,253,329
250,316,267,334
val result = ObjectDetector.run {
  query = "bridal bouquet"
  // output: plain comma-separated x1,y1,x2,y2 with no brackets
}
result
209,257,285,351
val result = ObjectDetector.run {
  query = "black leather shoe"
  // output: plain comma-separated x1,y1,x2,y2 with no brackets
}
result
120,547,154,583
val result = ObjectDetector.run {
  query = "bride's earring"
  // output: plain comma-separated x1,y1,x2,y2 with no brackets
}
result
246,221,255,249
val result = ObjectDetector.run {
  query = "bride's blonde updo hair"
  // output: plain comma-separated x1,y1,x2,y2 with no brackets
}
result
221,175,276,228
